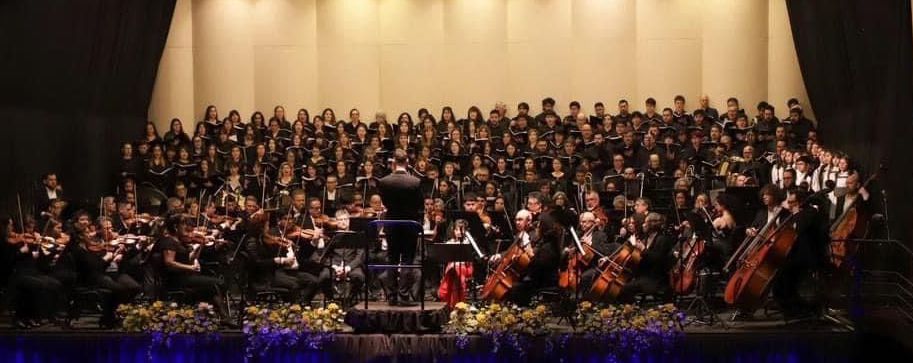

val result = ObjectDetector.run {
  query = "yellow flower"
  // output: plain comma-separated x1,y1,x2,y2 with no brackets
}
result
489,303,502,313
455,302,469,311
535,305,548,314
522,311,535,321
580,301,593,311
152,301,164,309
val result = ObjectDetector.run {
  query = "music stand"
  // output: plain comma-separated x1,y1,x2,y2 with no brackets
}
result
427,243,482,302
364,220,424,310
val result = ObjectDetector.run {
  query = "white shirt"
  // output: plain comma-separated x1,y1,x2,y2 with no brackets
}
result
46,187,58,200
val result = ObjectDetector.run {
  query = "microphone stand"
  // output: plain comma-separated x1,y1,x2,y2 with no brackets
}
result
882,190,891,240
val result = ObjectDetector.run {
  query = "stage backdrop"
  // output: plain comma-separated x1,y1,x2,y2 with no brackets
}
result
0,1,176,213
149,0,811,131
787,0,913,243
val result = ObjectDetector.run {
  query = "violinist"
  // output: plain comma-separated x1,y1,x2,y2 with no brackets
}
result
5,217,63,329
293,198,335,304
155,214,234,326
244,213,303,302
73,217,141,328
40,218,77,320
323,210,365,306
619,212,674,301
584,191,609,231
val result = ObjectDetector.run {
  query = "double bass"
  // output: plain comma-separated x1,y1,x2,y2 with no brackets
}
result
480,233,535,302
669,233,706,295
723,207,799,309
829,172,878,269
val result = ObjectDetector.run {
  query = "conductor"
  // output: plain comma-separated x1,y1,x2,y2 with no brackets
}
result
378,149,424,306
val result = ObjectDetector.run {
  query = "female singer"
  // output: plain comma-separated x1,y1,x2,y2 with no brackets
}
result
163,118,191,151
146,144,172,191
201,105,221,137
143,122,163,149
437,219,475,308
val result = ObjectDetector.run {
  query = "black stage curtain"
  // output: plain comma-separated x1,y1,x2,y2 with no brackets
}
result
0,0,176,215
787,0,913,243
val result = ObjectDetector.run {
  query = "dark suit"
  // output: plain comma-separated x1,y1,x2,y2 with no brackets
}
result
377,170,423,302
621,232,674,301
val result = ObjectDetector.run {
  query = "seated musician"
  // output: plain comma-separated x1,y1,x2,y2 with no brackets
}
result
488,209,562,306
771,191,829,318
4,217,63,329
73,217,141,328
565,212,617,294
323,210,366,306
294,198,335,304
619,212,674,301
155,214,234,326
438,219,476,307
244,212,302,301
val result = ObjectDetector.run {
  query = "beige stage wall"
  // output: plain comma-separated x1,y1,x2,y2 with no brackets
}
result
148,0,812,130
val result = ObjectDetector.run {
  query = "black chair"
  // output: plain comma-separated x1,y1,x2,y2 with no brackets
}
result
67,286,111,326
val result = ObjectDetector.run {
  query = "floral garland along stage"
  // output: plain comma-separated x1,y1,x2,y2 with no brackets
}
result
118,301,220,344
445,301,686,356
242,303,346,359
119,301,683,359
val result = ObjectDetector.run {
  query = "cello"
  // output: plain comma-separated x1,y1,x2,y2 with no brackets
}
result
724,203,801,309
587,215,646,302
829,171,878,269
587,231,643,302
480,233,535,302
559,226,601,293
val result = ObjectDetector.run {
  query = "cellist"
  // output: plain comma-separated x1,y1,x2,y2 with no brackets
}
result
561,212,616,295
487,209,561,306
617,212,674,302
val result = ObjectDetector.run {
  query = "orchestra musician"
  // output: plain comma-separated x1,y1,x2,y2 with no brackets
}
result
437,219,475,307
2,94,878,328
566,212,616,295
618,212,674,302
488,209,561,306
155,214,235,327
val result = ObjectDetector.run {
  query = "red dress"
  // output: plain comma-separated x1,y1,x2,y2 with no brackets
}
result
437,239,474,308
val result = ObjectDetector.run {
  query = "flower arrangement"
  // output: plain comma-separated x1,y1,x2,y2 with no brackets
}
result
117,300,220,361
118,301,220,342
445,302,552,353
576,302,685,355
242,303,346,359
